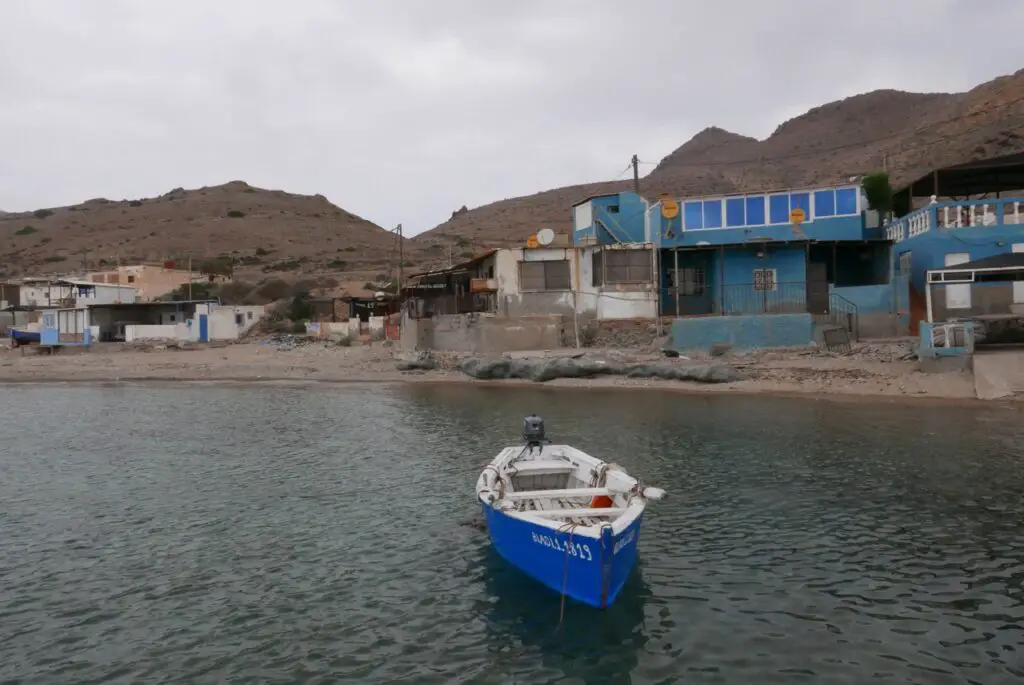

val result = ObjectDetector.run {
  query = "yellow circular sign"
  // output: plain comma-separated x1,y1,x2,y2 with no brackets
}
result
526,235,538,248
661,199,679,220
790,208,806,225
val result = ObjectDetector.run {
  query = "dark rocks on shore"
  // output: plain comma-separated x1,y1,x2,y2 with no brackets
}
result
457,356,744,384
394,352,437,371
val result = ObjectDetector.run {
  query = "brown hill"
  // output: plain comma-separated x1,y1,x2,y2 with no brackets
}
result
5,70,1023,283
411,69,1024,262
0,181,405,287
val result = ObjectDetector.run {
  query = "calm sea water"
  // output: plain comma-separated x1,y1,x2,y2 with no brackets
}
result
1,383,1023,684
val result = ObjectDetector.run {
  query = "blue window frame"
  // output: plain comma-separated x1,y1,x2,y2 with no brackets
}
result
769,194,790,224
790,192,811,220
836,187,858,215
814,189,835,217
703,200,723,229
745,196,765,225
684,201,703,229
725,198,745,227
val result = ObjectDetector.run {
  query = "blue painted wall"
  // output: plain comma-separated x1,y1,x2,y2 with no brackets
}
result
575,185,869,247
670,313,814,352
657,185,866,247
830,284,891,314
592,193,647,243
896,224,1024,292
918,321,976,358
573,192,647,244
721,245,806,285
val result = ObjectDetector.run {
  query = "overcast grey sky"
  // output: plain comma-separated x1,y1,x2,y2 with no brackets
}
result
1,1,1021,234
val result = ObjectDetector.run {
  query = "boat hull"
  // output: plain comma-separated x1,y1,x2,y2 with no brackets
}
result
481,501,643,609
9,329,40,344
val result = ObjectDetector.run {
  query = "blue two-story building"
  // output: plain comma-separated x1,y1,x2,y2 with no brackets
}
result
884,152,1024,333
573,181,906,350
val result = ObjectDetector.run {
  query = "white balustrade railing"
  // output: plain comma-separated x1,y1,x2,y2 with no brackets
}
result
1004,201,1023,225
886,219,907,242
939,202,1012,228
908,210,931,237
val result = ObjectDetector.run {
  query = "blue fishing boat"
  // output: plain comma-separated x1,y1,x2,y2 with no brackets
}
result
9,328,40,344
476,415,665,609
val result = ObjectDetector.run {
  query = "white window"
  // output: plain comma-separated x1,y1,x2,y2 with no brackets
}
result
753,268,777,292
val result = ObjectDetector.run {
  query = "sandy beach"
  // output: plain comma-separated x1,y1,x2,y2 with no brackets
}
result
0,337,998,404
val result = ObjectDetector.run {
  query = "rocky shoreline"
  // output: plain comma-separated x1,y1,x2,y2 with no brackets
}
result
0,337,1002,403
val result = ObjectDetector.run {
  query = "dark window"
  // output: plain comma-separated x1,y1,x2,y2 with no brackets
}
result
593,249,653,285
678,267,706,296
520,260,570,291
607,204,620,213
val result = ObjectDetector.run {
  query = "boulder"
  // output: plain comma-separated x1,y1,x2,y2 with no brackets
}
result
394,351,437,371
457,356,743,384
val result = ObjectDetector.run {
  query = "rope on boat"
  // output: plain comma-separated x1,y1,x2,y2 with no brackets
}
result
556,521,579,628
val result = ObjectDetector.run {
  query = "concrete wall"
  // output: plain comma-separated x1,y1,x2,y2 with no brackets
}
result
88,265,200,301
403,313,564,353
19,283,138,306
831,282,908,338
670,313,814,352
307,321,350,339
125,323,189,342
494,246,656,321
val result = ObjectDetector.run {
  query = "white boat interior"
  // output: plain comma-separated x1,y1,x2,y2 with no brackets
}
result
476,442,665,537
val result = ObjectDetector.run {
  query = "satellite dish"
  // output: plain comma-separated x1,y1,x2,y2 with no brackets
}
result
536,228,555,246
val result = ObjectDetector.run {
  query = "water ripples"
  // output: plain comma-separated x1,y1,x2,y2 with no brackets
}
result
1,384,1023,683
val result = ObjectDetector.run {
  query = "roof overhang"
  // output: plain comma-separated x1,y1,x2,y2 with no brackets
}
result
900,152,1024,198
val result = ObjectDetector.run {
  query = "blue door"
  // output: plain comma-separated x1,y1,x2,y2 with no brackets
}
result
198,314,209,342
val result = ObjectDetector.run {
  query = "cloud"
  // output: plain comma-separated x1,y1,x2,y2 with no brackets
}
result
1,0,1021,234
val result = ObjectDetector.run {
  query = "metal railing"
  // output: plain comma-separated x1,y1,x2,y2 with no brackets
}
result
716,282,807,315
821,292,859,341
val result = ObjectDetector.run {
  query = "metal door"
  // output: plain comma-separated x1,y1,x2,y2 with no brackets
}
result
805,262,829,314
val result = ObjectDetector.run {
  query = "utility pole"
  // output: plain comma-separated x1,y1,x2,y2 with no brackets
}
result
631,154,640,195
395,223,403,294
188,254,193,301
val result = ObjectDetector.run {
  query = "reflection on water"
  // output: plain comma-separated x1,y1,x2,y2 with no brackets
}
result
0,382,1022,684
480,548,652,684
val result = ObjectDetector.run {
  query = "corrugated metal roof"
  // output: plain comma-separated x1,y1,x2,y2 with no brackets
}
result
406,248,498,280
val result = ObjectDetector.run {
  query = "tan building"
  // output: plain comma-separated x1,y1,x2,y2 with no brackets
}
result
87,264,202,302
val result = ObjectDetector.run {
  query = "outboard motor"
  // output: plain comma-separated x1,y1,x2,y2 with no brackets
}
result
523,414,546,453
